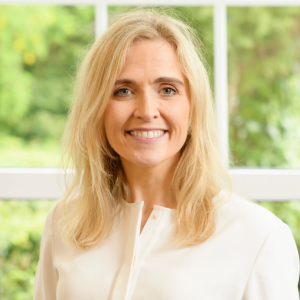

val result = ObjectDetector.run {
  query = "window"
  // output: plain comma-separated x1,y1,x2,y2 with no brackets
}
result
0,1,299,297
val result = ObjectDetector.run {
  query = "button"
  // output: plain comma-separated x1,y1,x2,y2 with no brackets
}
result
153,212,161,219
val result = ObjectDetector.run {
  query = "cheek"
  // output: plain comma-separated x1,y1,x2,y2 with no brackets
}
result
180,99,190,127
104,104,113,130
104,102,125,134
181,104,190,128
168,100,190,132
104,102,132,153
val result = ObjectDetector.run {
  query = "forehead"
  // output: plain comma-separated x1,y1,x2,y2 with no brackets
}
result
120,38,184,79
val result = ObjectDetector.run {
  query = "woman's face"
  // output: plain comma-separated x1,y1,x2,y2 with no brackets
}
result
104,38,190,169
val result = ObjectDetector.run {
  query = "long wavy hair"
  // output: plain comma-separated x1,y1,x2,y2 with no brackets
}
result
59,7,232,249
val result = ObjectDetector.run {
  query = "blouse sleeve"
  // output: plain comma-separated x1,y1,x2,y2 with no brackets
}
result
242,221,300,300
33,204,59,300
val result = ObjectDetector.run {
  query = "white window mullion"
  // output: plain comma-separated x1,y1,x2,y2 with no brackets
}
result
1,168,300,201
214,0,229,167
228,169,300,201
1,1,300,202
95,1,108,39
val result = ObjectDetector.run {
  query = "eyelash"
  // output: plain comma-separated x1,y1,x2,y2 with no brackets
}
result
114,86,178,97
162,86,178,96
113,88,131,96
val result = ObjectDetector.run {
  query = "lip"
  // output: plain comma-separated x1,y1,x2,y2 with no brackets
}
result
126,130,167,143
126,128,168,132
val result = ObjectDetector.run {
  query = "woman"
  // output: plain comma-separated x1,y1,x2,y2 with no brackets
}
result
34,8,299,300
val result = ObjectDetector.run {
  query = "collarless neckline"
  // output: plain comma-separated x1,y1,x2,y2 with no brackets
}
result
121,198,176,212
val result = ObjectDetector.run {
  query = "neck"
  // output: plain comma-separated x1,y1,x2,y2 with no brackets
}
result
120,154,179,211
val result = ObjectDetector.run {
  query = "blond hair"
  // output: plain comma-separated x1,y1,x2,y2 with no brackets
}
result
59,7,232,249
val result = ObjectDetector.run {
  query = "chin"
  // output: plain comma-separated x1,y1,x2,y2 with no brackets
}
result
132,157,163,168
123,153,165,168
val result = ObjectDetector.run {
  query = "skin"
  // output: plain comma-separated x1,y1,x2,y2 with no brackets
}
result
104,38,190,233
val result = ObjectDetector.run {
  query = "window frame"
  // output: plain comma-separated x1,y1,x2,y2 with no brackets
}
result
0,0,299,201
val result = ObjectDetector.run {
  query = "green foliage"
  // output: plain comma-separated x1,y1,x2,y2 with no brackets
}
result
1,5,300,298
0,5,94,167
228,7,300,167
0,200,57,300
0,134,61,167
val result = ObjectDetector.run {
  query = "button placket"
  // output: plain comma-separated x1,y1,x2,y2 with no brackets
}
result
153,211,161,219
111,202,144,300
128,209,167,300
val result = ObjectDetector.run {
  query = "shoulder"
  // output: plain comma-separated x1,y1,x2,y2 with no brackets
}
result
44,200,61,225
40,199,77,255
215,191,283,236
213,192,299,279
212,191,295,254
41,200,63,240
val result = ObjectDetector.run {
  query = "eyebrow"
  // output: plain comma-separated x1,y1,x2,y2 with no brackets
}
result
114,77,184,87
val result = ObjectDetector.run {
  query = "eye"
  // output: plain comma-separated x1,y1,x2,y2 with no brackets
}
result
114,88,132,96
161,87,177,96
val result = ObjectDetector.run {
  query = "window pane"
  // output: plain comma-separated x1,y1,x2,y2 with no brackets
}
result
228,7,300,167
0,5,95,167
0,200,57,299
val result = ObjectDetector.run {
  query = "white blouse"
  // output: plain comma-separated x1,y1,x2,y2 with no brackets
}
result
34,192,299,300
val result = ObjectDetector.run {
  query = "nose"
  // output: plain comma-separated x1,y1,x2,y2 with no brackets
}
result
133,91,160,121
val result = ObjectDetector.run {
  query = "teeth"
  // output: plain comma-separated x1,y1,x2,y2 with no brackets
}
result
130,130,165,139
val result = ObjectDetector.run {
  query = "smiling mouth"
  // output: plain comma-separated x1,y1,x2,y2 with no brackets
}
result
127,130,167,139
